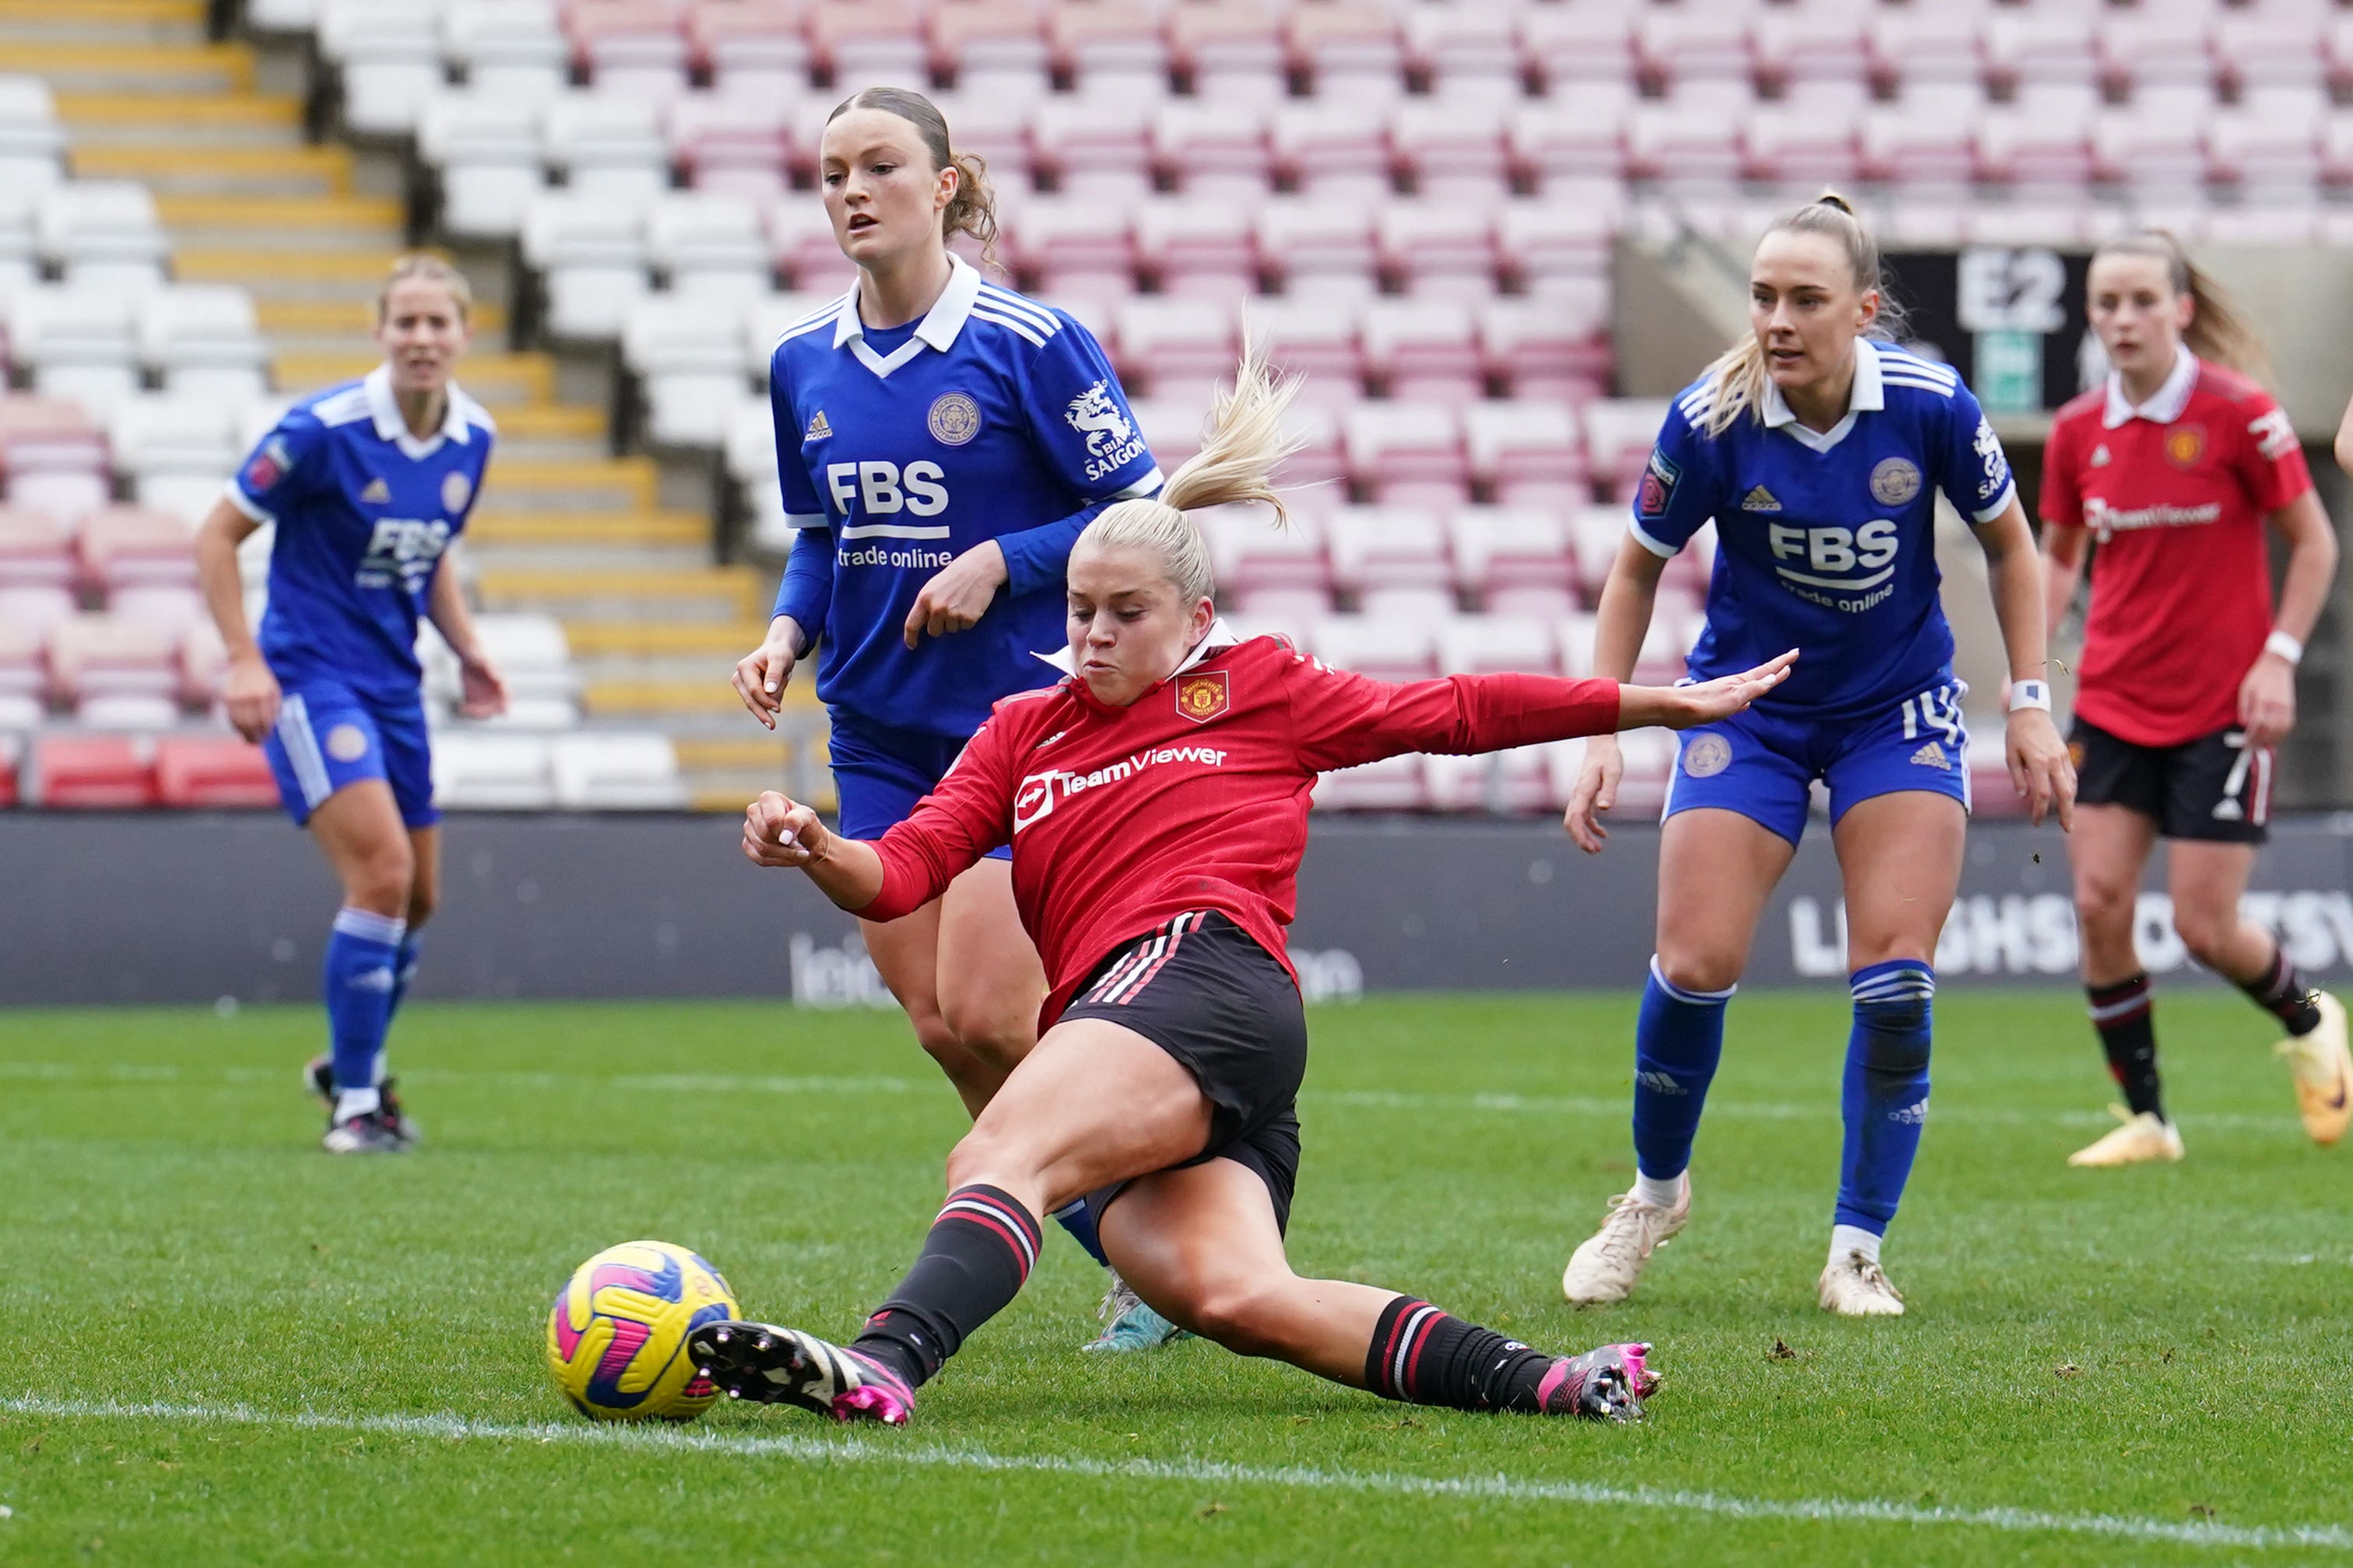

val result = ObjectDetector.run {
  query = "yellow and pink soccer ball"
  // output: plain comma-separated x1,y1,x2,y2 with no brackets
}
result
546,1240,737,1422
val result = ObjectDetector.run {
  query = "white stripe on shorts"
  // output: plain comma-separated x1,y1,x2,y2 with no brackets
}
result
276,693,332,809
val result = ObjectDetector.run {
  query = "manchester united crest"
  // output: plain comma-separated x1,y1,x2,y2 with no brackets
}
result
2165,424,2206,469
1175,672,1229,724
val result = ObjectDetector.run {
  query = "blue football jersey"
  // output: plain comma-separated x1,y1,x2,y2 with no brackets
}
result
1632,338,2016,721
767,254,1162,741
227,366,496,698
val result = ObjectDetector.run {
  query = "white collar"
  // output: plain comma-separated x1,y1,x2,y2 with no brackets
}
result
1761,337,1885,453
2102,343,2199,429
364,364,472,459
833,253,983,378
1034,617,1240,679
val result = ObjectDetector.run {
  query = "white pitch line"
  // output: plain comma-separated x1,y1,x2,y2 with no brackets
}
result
0,1395,2340,1553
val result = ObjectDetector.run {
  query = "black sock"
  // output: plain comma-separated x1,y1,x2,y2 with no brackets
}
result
2088,973,2164,1120
1364,1296,1553,1412
850,1184,1040,1388
2239,945,2323,1037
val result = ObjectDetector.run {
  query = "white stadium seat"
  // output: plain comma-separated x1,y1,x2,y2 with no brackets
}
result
550,733,687,809
432,732,558,810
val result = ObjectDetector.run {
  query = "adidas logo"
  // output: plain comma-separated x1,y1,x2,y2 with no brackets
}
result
1909,741,1950,770
1635,1069,1687,1096
1889,1099,1930,1125
805,409,833,441
2090,444,2110,468
360,477,392,504
1740,485,1781,512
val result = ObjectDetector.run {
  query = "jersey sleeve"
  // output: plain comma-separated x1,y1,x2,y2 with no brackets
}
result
1938,381,2018,525
1628,400,1717,558
993,315,1164,597
223,407,328,524
2038,412,2084,529
770,524,834,645
767,346,829,529
1279,643,1622,773
861,708,1021,921
2233,388,2315,514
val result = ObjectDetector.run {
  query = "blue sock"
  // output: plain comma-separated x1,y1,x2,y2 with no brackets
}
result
325,907,405,1101
1836,960,1937,1235
387,935,423,1031
1051,1198,1109,1268
1631,956,1733,1185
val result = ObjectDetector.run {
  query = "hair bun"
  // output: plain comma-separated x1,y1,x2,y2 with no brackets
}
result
1814,190,1856,215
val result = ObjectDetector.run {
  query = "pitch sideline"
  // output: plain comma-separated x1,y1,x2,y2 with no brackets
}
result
0,1395,2344,1553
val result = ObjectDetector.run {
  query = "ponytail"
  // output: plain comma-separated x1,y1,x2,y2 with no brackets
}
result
1076,335,1305,604
827,87,1003,274
1696,190,1904,438
2092,230,2270,381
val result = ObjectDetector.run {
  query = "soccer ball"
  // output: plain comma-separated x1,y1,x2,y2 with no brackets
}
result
546,1240,738,1422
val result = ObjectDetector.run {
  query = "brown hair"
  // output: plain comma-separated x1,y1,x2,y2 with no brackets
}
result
2090,230,2269,381
1695,191,1906,437
827,87,1001,273
377,253,472,324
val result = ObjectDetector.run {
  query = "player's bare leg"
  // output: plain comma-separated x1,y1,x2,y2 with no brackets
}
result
2064,805,2182,1163
1821,791,1965,1316
1565,807,1789,1306
862,900,1003,1117
2172,840,2351,1145
307,780,415,1153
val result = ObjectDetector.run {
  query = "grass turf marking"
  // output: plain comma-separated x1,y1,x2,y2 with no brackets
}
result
2,1395,2344,1554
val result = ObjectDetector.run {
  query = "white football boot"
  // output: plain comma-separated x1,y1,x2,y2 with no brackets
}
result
2067,1106,2184,1167
1561,1177,1689,1306
1817,1249,1905,1317
2274,990,2352,1146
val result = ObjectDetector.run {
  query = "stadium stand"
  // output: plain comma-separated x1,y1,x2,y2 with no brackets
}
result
31,0,2353,818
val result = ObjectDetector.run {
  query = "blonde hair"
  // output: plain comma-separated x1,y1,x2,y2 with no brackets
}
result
377,253,472,324
1695,191,1905,437
2091,230,2270,381
828,86,1001,274
1076,335,1304,603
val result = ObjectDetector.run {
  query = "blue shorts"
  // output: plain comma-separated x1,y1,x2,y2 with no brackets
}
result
1663,678,1971,846
263,676,438,830
827,710,1011,861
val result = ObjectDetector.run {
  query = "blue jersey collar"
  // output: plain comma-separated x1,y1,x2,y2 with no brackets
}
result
365,363,475,458
1761,337,1885,453
831,253,984,379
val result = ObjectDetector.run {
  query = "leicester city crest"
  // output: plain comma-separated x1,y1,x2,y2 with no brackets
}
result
1681,733,1732,777
1869,456,1922,507
928,391,982,447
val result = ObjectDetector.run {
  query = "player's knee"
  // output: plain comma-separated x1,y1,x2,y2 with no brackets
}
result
1177,1277,1296,1359
939,991,1032,1074
1851,963,1934,1077
2074,872,2135,931
2172,904,2235,968
1653,949,1744,996
942,1125,1037,1194
345,841,414,914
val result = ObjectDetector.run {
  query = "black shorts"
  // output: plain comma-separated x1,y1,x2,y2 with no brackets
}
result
1059,911,1306,1234
2070,717,2273,844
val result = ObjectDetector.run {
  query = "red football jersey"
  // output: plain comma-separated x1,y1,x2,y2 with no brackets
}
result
860,633,1621,1024
2041,354,2313,747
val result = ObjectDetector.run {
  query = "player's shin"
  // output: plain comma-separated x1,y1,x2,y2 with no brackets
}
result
850,1183,1043,1387
387,934,423,1032
323,907,405,1120
1835,961,1936,1254
1364,1296,1656,1421
1631,957,1731,1200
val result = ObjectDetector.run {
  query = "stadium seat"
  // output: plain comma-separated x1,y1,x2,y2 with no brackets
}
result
1342,404,1467,507
1151,102,1273,202
1112,297,1236,399
0,604,45,697
0,506,73,589
431,731,557,809
1988,11,2100,92
569,0,693,102
1435,612,1559,679
668,93,792,202
1287,2,1404,102
319,2,448,137
154,735,280,809
809,0,929,85
1479,291,1607,403
1273,402,1345,494
421,93,547,240
135,287,271,407
1463,401,1587,508
1361,300,1480,403
110,400,241,524
1869,9,1985,92
0,734,16,806
469,613,581,703
32,735,156,809
625,296,753,450
9,287,141,422
1168,0,1287,108
1049,0,1168,99
1009,197,1136,293
1252,296,1365,405
1580,400,1671,502
1031,95,1155,204
1424,744,1552,815
544,93,673,206
1312,752,1426,811
550,733,687,809
1256,199,1378,303
523,194,651,342
1450,506,1576,614
78,506,198,595
1524,9,1638,94
446,0,571,103
1202,504,1329,599
1392,100,1512,202
1133,203,1259,305
36,183,168,293
933,0,1052,89
1377,203,1498,302
1324,505,1449,600
1405,8,1521,103
1270,102,1393,202
690,1,811,95
1744,103,1863,187
47,614,181,703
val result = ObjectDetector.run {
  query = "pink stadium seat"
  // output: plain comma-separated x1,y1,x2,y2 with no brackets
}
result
2096,106,2211,193
1377,202,1497,300
2211,93,2327,192
1203,504,1329,599
1754,5,1871,91
1112,296,1236,398
1342,405,1468,507
1361,300,1480,403
46,613,178,702
1256,199,1378,301
1312,614,1436,686
1270,102,1393,200
1312,752,1426,812
1010,197,1136,290
931,0,1048,82
1324,505,1449,598
1254,298,1364,405
1134,202,1260,303
0,736,16,807
1523,8,1636,93
1424,745,1551,814
1494,195,1619,290
1863,96,1980,187
1435,614,1558,679
0,585,74,644
1480,293,1608,403
1227,586,1330,630
0,505,73,588
2102,14,2218,96
1868,10,1984,92
1048,0,1167,88
1272,404,1344,496
1978,89,2098,190
1989,12,2099,91
154,735,279,809
77,505,194,593
1404,7,1522,100
568,0,690,100
1031,95,1154,201
0,612,43,700
668,93,791,195
1391,100,1511,200
1286,2,1403,97
1450,507,1578,616
1744,103,1862,187
1579,401,1670,502
1152,102,1273,200
0,395,108,526
1638,11,1757,93
1168,0,1285,107
1510,93,1636,189
1462,401,1587,508
1628,100,1744,188
33,735,156,809
2216,16,2330,93
688,1,808,90
1566,505,1630,602
766,198,851,291
806,0,927,83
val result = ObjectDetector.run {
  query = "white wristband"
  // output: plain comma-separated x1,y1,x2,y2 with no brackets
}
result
2265,630,2305,667
2007,679,2051,714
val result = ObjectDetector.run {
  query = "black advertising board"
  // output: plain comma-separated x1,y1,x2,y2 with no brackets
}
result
1881,247,2099,415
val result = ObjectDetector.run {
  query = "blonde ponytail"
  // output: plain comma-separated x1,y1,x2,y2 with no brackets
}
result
1696,190,1902,437
1075,335,1305,603
2093,230,2270,381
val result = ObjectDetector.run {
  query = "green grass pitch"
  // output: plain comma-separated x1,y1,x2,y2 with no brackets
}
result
0,991,2348,1566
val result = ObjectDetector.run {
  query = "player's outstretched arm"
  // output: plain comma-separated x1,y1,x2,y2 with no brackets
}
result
743,791,886,909
193,496,279,743
1616,650,1798,730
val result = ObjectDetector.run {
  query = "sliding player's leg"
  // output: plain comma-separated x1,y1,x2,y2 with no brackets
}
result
690,1017,1213,1423
1823,788,1965,1316
1105,1158,1655,1420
